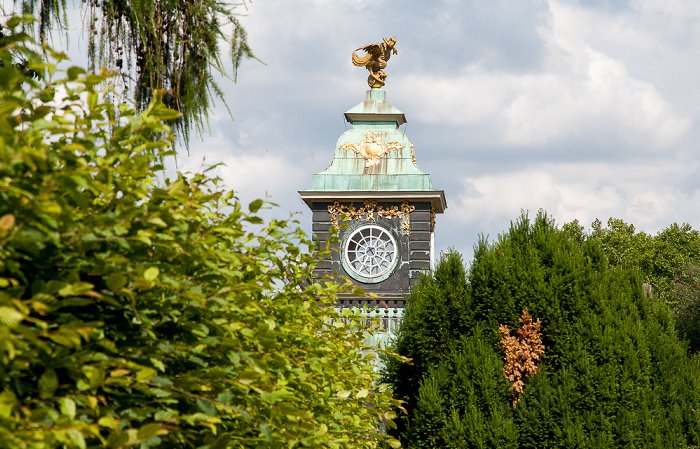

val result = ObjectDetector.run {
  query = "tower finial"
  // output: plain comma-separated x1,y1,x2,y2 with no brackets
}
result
351,36,398,88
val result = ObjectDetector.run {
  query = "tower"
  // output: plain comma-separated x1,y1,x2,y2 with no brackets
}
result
298,38,445,324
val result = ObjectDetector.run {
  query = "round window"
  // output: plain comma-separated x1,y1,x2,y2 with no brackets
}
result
344,225,398,280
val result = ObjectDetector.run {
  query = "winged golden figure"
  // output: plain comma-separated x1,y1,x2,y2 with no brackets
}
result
341,131,405,167
352,36,398,88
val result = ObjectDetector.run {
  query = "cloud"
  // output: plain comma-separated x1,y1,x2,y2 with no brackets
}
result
452,160,700,238
392,2,690,153
49,0,700,258
178,127,307,212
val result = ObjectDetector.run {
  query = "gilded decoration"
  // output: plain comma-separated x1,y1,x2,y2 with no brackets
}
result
340,130,405,168
409,142,417,165
430,206,436,232
352,36,398,88
328,200,415,236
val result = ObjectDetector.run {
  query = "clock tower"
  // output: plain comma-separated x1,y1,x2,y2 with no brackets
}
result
299,88,445,313
299,37,445,322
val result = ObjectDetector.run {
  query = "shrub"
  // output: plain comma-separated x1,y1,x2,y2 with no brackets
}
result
0,19,400,449
384,211,700,448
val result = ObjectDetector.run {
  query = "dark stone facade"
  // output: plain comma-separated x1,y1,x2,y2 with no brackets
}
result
311,200,432,300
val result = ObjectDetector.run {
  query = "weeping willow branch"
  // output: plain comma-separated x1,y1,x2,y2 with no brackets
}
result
13,0,257,148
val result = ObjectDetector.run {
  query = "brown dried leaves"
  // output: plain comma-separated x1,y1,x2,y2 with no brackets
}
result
499,309,545,407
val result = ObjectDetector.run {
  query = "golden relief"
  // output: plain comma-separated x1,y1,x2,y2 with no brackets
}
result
340,131,405,168
430,206,436,232
352,36,398,88
328,200,416,236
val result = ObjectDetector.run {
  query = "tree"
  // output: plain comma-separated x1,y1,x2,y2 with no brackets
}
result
0,21,401,448
384,211,700,448
8,0,257,145
591,218,700,352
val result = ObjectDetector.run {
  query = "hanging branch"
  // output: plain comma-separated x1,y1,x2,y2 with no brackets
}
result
499,308,545,407
13,0,257,148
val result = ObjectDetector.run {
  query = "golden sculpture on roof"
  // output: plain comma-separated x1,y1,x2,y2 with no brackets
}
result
352,37,398,88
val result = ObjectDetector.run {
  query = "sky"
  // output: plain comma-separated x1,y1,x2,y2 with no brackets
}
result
6,0,700,261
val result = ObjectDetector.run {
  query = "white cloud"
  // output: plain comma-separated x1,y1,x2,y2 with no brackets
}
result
45,0,700,255
392,0,690,152
177,128,306,211
452,160,700,237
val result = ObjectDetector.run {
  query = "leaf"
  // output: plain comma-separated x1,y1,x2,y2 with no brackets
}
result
167,179,185,195
355,389,369,399
58,282,95,296
387,438,402,448
147,217,168,227
67,429,87,449
248,199,264,213
143,267,160,281
150,358,166,372
137,423,162,441
67,66,86,80
196,398,217,416
0,306,24,327
335,390,351,399
136,367,158,382
83,366,106,389
107,430,129,448
39,370,58,399
260,423,273,443
105,273,127,290
0,214,15,230
237,370,259,385
98,417,120,430
58,397,76,419
244,216,264,225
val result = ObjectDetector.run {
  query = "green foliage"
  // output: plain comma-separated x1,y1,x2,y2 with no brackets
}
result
591,218,700,351
385,211,700,448
0,23,400,449
12,0,257,145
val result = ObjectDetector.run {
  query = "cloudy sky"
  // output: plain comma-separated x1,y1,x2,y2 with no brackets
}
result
12,0,700,260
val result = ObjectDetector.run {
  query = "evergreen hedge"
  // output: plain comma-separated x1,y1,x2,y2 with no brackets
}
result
384,212,700,448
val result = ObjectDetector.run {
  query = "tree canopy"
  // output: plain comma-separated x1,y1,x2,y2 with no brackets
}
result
0,20,400,449
8,0,256,145
590,218,700,351
384,212,700,448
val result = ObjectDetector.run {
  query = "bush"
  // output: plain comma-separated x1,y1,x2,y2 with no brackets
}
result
384,211,700,448
0,19,401,449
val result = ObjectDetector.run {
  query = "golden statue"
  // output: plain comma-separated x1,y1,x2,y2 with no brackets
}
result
352,37,398,88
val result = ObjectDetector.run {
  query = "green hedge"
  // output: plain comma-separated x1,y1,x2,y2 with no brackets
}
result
384,212,700,448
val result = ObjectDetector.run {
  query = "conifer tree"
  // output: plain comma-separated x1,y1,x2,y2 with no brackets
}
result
384,211,700,448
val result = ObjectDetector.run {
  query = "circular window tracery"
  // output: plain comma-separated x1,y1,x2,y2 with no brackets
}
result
344,225,397,279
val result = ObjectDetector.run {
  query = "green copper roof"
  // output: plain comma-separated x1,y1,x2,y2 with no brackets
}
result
302,89,441,193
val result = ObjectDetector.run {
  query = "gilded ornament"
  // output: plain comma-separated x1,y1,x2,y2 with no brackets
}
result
409,142,417,165
352,36,398,88
400,201,416,236
328,200,414,236
430,206,436,232
340,131,405,168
